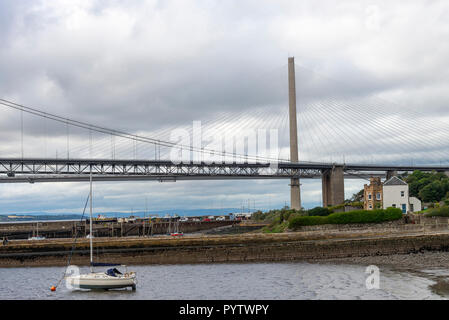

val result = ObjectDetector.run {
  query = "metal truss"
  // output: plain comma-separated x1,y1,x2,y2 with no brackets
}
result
0,158,447,183
0,158,322,182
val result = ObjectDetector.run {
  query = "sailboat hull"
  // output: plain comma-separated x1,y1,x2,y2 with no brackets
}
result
65,174,138,291
66,272,137,290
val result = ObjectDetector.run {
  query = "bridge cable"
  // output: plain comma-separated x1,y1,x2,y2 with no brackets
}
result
0,99,287,163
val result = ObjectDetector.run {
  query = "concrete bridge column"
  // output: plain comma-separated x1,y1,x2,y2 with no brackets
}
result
322,166,345,207
386,170,397,180
290,178,301,210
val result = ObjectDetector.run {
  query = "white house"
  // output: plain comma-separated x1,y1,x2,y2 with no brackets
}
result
382,176,422,213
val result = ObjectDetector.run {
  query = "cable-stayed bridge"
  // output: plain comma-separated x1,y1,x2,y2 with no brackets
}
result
1,58,449,209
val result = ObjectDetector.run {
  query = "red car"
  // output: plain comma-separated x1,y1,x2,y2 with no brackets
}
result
170,232,184,237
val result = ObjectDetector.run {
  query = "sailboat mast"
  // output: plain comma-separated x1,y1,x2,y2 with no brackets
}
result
90,171,93,272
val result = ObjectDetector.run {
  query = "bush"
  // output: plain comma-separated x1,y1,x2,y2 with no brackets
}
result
307,207,331,217
424,206,449,217
253,208,306,223
384,207,403,220
288,216,327,228
350,202,364,208
288,207,403,229
262,221,289,233
328,203,345,212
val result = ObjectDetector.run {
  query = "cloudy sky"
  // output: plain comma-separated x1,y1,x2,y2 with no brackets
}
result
1,0,449,215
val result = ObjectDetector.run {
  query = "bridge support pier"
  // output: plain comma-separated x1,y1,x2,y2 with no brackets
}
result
386,170,397,180
322,166,345,207
290,178,301,211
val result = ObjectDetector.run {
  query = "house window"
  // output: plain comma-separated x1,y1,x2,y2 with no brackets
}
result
401,191,405,197
376,193,381,200
368,193,372,200
369,204,372,209
392,204,396,208
410,204,414,212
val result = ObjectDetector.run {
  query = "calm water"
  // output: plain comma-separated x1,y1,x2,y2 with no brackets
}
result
0,262,448,300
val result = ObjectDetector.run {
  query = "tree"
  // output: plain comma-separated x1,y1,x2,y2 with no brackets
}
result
419,180,446,202
407,170,449,201
349,189,364,202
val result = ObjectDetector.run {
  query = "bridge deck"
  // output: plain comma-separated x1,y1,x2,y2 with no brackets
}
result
0,158,447,183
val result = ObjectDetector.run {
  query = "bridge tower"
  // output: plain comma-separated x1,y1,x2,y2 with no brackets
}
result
288,57,301,210
321,166,345,207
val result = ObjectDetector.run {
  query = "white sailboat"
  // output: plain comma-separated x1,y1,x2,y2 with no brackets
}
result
65,173,137,290
28,222,46,240
170,216,183,237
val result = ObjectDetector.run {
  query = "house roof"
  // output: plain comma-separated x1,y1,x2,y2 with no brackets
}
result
383,176,408,186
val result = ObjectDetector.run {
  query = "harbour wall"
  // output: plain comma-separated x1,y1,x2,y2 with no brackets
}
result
3,230,449,267
0,220,236,240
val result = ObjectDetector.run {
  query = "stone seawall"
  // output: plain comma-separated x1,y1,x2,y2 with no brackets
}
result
294,216,449,234
0,220,236,239
2,231,449,267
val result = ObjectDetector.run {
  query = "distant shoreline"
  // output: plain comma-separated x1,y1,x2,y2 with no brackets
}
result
0,208,244,222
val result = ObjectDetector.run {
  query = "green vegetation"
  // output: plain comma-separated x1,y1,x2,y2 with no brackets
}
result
253,202,395,233
262,221,290,233
253,207,305,233
252,206,305,223
348,189,364,202
289,207,403,229
255,171,449,233
307,206,331,216
328,202,363,212
423,206,449,217
288,215,327,227
406,170,449,203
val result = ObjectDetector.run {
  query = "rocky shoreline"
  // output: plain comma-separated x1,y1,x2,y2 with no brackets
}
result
316,251,449,271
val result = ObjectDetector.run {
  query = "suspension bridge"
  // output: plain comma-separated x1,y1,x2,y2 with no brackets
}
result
1,57,449,209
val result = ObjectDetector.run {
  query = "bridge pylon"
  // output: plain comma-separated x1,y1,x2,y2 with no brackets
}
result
288,57,301,210
321,166,345,207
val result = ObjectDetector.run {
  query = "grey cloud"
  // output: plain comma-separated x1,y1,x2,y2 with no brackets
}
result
0,0,449,213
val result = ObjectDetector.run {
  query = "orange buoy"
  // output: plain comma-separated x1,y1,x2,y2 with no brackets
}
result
50,286,56,292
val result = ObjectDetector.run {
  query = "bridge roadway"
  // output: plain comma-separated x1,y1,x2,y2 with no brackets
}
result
0,158,448,183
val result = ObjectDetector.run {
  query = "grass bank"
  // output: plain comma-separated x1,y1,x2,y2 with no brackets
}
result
253,203,394,233
289,208,403,229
